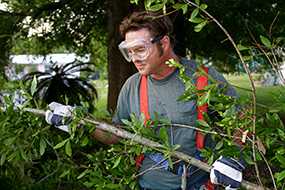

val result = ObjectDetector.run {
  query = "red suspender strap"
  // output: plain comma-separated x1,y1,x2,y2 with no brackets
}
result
196,66,208,150
196,67,215,190
135,75,150,168
140,75,151,122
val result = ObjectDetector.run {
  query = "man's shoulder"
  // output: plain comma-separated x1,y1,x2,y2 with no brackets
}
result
180,57,197,69
121,72,141,90
125,72,140,84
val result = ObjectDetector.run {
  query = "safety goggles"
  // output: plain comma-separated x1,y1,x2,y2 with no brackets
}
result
118,35,163,62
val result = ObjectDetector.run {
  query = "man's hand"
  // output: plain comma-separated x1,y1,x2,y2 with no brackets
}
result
45,102,74,132
210,156,245,190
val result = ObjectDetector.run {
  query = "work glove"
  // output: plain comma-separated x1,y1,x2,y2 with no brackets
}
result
45,102,74,132
210,156,245,190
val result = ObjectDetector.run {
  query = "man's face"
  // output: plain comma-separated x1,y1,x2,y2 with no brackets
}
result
123,28,165,76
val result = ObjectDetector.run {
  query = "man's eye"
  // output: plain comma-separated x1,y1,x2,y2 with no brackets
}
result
128,45,146,52
133,47,146,53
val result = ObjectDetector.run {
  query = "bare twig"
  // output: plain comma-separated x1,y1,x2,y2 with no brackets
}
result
269,12,280,38
183,0,262,186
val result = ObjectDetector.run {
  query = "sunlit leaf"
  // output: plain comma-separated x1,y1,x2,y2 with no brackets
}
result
200,4,207,10
112,156,122,169
275,170,285,182
190,8,199,20
40,138,47,156
189,17,204,23
237,44,249,51
31,75,37,96
260,35,272,48
195,0,200,6
54,139,68,149
197,120,209,128
215,140,223,150
194,20,207,32
0,153,6,166
77,169,89,179
65,140,72,157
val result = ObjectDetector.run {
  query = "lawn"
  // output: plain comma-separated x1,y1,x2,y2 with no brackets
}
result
225,74,285,114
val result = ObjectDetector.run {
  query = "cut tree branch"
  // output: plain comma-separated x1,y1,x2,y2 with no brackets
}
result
23,107,270,190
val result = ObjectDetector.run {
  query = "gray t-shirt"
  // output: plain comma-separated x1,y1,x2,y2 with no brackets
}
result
112,58,237,190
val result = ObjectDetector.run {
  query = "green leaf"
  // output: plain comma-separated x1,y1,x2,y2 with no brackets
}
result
65,140,72,157
189,17,204,24
237,44,249,51
59,169,70,178
144,0,165,11
195,0,200,6
81,136,89,147
77,169,89,179
40,138,47,156
190,8,199,20
260,35,272,48
198,91,210,106
20,149,28,161
31,75,37,96
159,127,169,145
276,155,285,168
173,3,188,14
194,20,207,32
200,4,208,10
112,156,121,169
130,0,139,4
275,170,285,182
196,120,209,128
181,4,188,14
215,140,223,150
54,139,68,149
0,153,6,166
207,154,214,165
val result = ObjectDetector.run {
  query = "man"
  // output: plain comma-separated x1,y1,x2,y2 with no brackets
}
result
112,11,240,190
46,11,244,190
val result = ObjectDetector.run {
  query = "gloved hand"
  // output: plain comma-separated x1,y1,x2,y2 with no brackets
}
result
210,156,245,190
45,102,74,132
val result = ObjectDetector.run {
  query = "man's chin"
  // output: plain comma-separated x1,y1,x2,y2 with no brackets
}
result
138,69,149,76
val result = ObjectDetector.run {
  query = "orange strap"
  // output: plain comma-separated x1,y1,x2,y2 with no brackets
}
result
196,67,214,190
196,66,209,150
135,75,150,168
140,75,151,122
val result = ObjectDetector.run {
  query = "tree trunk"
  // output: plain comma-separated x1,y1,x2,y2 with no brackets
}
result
0,14,18,77
106,0,137,113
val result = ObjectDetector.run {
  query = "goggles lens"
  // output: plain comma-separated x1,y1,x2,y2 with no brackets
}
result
118,36,163,62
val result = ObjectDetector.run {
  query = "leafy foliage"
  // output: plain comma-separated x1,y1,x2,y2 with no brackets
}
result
23,61,98,111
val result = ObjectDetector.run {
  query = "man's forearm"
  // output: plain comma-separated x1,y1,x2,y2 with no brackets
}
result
91,128,120,145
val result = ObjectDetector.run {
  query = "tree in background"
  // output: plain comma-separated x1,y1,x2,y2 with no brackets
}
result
0,0,284,109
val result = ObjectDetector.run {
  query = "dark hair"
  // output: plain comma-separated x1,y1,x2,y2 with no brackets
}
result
119,11,174,45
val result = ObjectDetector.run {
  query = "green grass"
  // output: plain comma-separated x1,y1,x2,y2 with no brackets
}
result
225,74,285,113
91,80,110,119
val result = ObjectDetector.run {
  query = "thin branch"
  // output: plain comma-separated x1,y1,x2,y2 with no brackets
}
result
269,12,279,38
259,149,277,190
183,0,261,186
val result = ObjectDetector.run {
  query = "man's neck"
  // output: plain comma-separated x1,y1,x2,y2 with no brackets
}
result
151,54,180,80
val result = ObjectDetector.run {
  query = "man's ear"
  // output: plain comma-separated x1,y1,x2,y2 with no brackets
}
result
161,35,171,50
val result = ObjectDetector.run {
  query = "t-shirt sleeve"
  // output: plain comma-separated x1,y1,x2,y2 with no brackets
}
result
208,66,238,98
112,79,132,125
